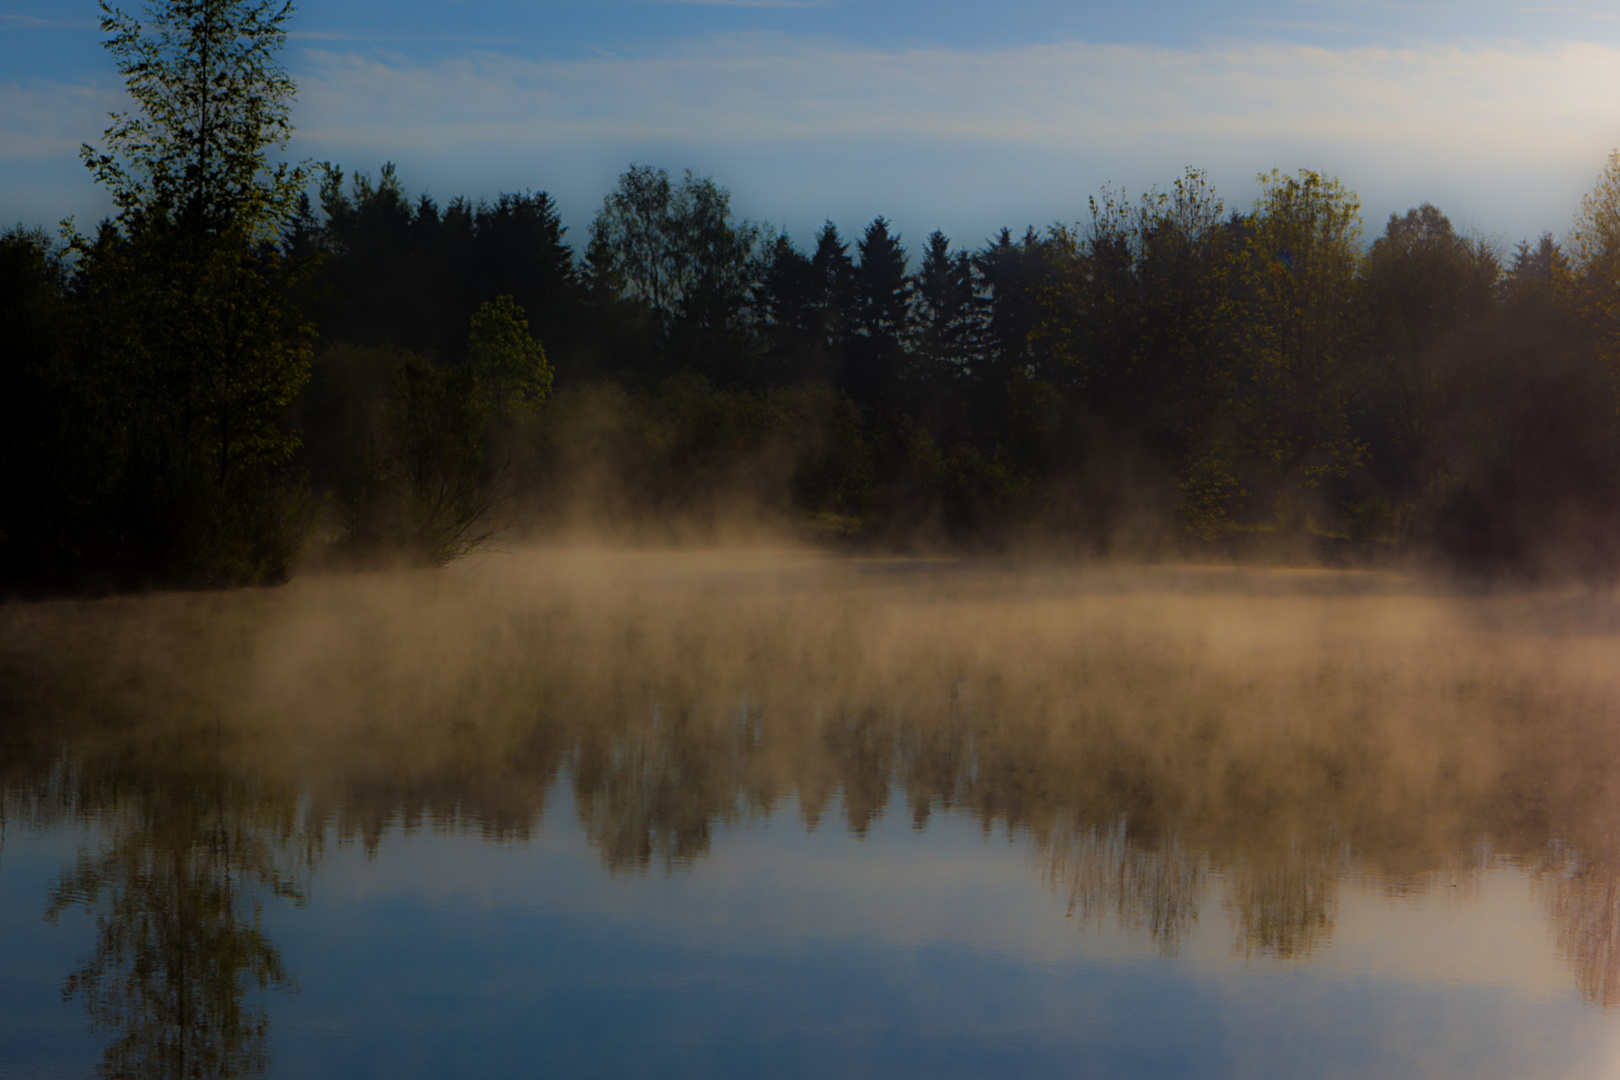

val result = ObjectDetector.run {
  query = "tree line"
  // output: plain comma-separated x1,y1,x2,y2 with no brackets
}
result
5,0,1620,589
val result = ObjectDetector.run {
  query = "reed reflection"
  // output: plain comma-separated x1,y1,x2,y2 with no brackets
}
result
1537,842,1620,1006
1037,819,1206,955
1223,842,1343,959
2,553,1619,1055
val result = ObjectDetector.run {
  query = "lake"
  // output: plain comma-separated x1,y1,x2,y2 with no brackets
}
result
1,550,1618,1078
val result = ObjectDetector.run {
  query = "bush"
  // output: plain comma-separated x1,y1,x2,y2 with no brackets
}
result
335,359,493,565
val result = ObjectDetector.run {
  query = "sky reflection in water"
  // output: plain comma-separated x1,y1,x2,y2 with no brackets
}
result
2,552,1619,1078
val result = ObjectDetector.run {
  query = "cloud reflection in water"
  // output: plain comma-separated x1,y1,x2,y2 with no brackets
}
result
4,551,1620,1076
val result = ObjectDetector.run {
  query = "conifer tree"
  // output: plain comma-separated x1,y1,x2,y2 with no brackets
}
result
847,217,909,405
911,231,978,381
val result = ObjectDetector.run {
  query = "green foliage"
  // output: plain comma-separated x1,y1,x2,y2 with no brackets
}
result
1569,150,1620,389
26,120,1620,581
1238,170,1366,509
1358,203,1499,500
1570,149,1620,283
1422,226,1620,578
587,165,765,323
1041,169,1245,534
81,225,312,485
56,0,315,586
515,374,873,539
1340,495,1408,541
83,0,301,232
310,166,583,370
327,300,546,567
1178,453,1245,542
468,294,553,413
49,773,296,1080
587,165,770,384
772,382,874,516
637,372,873,522
336,357,492,566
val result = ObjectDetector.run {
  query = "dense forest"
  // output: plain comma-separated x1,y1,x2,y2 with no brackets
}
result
6,0,1620,589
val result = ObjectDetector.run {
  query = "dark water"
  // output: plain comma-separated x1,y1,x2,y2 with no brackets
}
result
1,552,1618,1078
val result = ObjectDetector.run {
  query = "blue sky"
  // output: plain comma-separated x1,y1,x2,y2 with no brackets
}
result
4,1,1620,255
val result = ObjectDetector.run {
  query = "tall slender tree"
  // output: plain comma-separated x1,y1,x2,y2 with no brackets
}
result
910,230,978,382
75,0,315,584
1238,169,1366,528
1360,204,1499,500
810,222,857,351
847,217,909,405
587,164,767,383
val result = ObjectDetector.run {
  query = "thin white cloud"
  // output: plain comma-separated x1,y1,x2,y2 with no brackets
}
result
6,34,1620,242
639,0,832,7
1518,6,1620,21
286,35,1620,162
638,0,834,7
0,13,96,29
288,31,529,46
0,80,120,161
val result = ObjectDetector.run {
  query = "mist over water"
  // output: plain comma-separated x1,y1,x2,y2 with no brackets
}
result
4,550,1620,1076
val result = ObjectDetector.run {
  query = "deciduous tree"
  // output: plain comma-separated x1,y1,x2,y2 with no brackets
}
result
73,0,315,584
1238,169,1366,528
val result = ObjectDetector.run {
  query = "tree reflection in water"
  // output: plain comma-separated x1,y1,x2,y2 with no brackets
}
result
1536,841,1620,1006
34,717,306,1079
5,554,1620,1065
1037,819,1206,955
1222,841,1343,959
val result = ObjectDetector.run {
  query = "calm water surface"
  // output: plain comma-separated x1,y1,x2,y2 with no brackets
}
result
2,551,1619,1078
